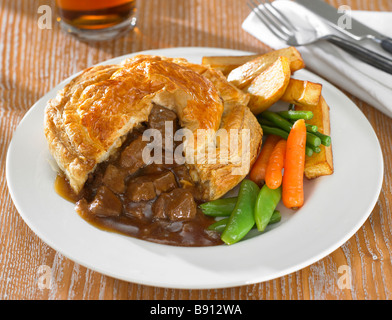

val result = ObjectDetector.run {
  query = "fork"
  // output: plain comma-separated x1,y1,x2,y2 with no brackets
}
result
248,0,392,75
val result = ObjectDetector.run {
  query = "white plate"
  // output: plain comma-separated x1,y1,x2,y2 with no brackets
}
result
6,47,384,289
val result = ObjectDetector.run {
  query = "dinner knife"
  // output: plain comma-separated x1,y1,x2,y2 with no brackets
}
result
294,0,392,54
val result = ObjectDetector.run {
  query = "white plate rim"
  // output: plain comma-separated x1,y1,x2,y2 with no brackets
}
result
6,47,384,289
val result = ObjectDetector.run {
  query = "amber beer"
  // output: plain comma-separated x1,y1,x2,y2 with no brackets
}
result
56,0,137,40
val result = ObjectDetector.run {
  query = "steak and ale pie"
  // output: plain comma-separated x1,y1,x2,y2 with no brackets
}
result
44,55,263,246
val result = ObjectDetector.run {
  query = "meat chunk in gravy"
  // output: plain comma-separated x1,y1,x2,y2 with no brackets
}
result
102,164,125,194
126,171,177,202
89,186,122,217
148,105,178,134
153,171,177,195
152,189,197,221
148,105,178,150
126,177,156,202
120,135,149,172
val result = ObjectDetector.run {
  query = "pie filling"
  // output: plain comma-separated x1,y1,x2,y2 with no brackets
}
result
55,105,222,247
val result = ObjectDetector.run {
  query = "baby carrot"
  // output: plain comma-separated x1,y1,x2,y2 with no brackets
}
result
249,134,281,186
282,119,306,209
265,139,287,190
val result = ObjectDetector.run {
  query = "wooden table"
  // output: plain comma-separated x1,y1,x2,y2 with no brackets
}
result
1,0,391,300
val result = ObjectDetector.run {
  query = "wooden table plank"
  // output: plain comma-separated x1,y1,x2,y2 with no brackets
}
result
0,0,391,300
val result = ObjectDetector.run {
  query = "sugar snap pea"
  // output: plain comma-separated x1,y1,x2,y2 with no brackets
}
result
208,210,281,233
254,184,282,232
208,218,230,233
265,210,281,224
221,179,260,245
199,197,238,217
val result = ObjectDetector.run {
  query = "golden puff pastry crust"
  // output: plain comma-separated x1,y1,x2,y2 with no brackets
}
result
44,55,262,200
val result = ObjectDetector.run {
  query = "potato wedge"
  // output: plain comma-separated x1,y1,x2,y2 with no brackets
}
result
296,96,334,179
227,47,305,89
246,56,291,115
280,79,322,108
201,54,262,76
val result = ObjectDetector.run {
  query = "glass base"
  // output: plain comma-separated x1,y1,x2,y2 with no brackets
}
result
58,16,137,41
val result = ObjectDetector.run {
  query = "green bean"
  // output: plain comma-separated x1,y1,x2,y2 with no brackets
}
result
258,118,275,127
305,147,313,157
313,131,332,147
289,119,318,133
305,124,318,133
261,125,315,157
261,111,293,133
261,115,317,131
199,197,238,217
208,210,281,232
221,179,260,245
278,110,314,120
254,185,282,232
307,144,321,153
306,132,321,147
260,125,289,140
261,112,321,148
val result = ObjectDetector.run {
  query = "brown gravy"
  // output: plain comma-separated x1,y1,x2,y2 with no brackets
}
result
54,106,222,247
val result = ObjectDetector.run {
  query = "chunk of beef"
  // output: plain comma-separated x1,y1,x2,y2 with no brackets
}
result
166,189,197,221
171,165,203,200
120,135,149,172
148,105,178,133
126,177,156,202
89,186,122,217
152,188,197,221
148,105,178,150
153,171,177,195
151,193,169,219
102,164,125,194
140,163,167,175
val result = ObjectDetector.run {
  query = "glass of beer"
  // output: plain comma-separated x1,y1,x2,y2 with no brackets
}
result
56,0,137,41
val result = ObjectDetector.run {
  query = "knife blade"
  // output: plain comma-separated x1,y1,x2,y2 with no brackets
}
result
294,0,392,54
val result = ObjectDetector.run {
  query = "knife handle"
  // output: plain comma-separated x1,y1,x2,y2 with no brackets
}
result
381,38,392,55
327,35,392,75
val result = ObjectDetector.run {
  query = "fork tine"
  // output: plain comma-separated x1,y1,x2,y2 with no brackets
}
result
255,0,295,37
247,0,290,42
260,0,297,32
